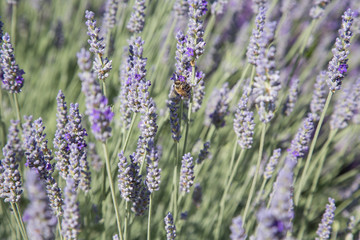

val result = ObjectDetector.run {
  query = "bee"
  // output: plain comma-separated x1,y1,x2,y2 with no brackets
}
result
173,80,191,98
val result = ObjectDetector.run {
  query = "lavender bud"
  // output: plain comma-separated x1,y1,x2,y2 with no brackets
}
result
76,48,92,72
61,177,80,240
140,97,158,146
131,184,150,216
327,9,355,92
263,148,281,180
246,7,266,66
316,198,336,240
234,94,255,149
118,151,142,201
113,234,119,240
196,141,210,164
79,151,91,193
310,71,327,121
127,0,146,33
288,115,314,160
118,51,132,130
179,153,195,193
230,216,247,240
85,10,106,55
1,33,25,93
205,82,230,128
146,145,161,192
310,0,330,19
284,78,299,116
192,183,202,207
0,120,23,203
102,0,119,37
167,88,182,142
192,71,205,112
173,31,191,83
164,212,176,240
23,169,57,240
174,0,189,18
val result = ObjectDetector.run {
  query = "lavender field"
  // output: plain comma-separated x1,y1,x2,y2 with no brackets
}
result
1,0,360,239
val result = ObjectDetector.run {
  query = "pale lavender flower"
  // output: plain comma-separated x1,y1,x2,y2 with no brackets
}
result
0,120,23,203
327,9,355,92
53,20,64,49
233,94,255,149
252,0,267,13
113,234,119,240
211,0,228,15
196,141,210,164
118,50,132,130
186,0,208,64
127,0,146,33
310,71,327,121
192,183,202,207
164,212,176,240
168,87,182,142
192,71,205,112
1,33,25,93
146,144,161,192
61,177,80,240
206,82,230,128
173,31,191,84
316,198,336,240
23,169,57,240
76,48,92,72
139,97,158,147
230,216,247,240
174,0,189,18
288,115,314,160
310,0,331,19
79,151,91,193
102,0,119,37
330,79,360,130
179,153,195,193
131,184,150,216
263,148,281,180
284,78,299,116
118,151,142,202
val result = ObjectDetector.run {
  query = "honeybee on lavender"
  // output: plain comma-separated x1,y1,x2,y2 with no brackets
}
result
170,79,192,99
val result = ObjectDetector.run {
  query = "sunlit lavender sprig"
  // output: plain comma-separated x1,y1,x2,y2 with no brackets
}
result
284,78,299,116
22,116,63,216
61,177,80,240
85,10,112,81
310,0,331,19
316,198,336,240
263,148,281,179
229,216,247,240
192,71,205,112
246,6,266,66
233,94,255,149
192,183,202,207
211,0,228,15
330,79,360,130
0,120,23,203
255,157,295,239
0,33,25,93
102,0,119,37
164,212,176,240
78,49,114,143
310,71,327,121
118,151,142,202
179,153,195,193
327,9,355,92
146,144,161,192
196,141,210,164
23,169,57,240
186,0,208,65
127,0,146,33
205,82,230,128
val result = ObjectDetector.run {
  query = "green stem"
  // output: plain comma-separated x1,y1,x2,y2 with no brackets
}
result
226,139,238,184
204,14,216,41
122,113,137,153
173,142,179,221
102,142,124,240
147,195,152,240
124,201,129,240
11,3,17,47
243,123,266,223
13,94,21,124
102,80,107,99
254,178,267,206
247,66,256,97
295,91,333,205
57,216,63,240
11,203,27,240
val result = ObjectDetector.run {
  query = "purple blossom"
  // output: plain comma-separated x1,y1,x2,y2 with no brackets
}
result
284,78,299,116
192,71,205,112
0,33,25,93
61,177,80,240
139,97,158,149
0,120,23,203
102,0,119,37
310,71,327,121
192,183,202,207
179,153,195,193
264,148,281,180
164,212,176,239
76,48,92,72
316,198,336,240
205,82,230,128
288,115,314,160
196,141,210,164
146,144,161,192
167,86,182,142
127,0,146,33
174,0,189,18
327,9,355,92
131,183,150,216
310,0,330,19
230,216,247,240
211,0,228,15
23,169,57,240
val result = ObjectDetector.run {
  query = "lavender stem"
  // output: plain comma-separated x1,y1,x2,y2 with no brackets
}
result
147,194,153,240
11,203,28,240
122,113,138,153
13,93,21,125
57,216,63,240
11,3,17,46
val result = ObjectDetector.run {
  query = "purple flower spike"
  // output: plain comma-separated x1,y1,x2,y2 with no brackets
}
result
164,212,176,240
316,198,336,240
234,93,255,149
1,33,25,93
179,153,195,193
205,82,230,128
230,216,247,240
146,144,161,193
127,0,146,33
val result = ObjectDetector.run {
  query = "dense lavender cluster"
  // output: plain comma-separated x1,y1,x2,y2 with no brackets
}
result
127,0,146,33
164,212,176,240
23,169,57,240
196,141,210,164
316,198,336,240
146,145,161,192
168,89,182,142
0,120,23,203
0,33,25,93
263,148,281,179
206,82,230,128
310,71,327,121
233,94,255,149
131,184,150,216
172,31,191,85
179,153,195,193
326,9,355,92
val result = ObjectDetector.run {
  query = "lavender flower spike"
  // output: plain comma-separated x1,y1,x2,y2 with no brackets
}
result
284,78,299,116
61,177,80,240
327,9,355,92
131,184,150,216
0,120,23,203
316,198,336,240
23,169,57,240
179,153,195,193
196,141,210,164
263,148,281,180
127,0,146,33
102,0,119,37
230,216,247,240
205,82,230,128
1,33,25,93
288,115,314,160
211,0,228,15
146,144,161,192
164,212,176,240
310,0,331,19
310,71,327,121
